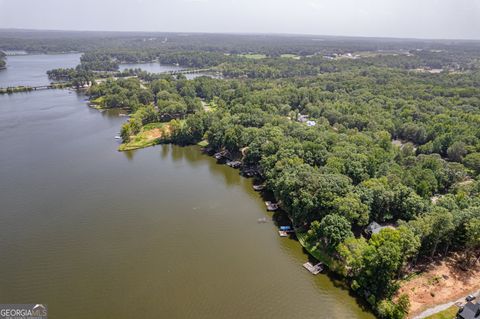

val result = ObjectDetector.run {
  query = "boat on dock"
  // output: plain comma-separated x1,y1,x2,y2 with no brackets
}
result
242,166,261,177
214,150,229,160
265,201,279,211
303,262,324,275
226,160,242,169
278,225,293,237
253,184,266,191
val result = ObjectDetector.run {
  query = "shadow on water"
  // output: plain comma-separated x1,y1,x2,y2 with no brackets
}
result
219,164,374,314
160,144,244,187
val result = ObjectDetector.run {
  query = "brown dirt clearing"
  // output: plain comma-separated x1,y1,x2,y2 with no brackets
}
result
398,256,480,318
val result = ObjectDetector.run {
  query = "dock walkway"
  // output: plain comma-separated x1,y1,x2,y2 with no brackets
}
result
303,262,324,275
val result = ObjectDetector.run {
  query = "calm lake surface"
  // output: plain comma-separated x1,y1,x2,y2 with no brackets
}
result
0,53,82,87
0,54,214,88
120,61,220,79
119,62,183,73
0,55,374,319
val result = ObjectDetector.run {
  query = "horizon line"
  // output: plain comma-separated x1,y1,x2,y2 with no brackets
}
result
1,27,480,43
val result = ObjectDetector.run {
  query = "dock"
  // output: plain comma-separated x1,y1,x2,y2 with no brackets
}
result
278,225,294,237
227,160,242,169
303,262,324,275
253,184,265,191
214,150,231,160
265,201,279,211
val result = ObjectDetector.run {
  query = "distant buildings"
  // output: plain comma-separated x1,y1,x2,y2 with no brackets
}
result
297,114,309,123
297,114,316,127
365,221,394,237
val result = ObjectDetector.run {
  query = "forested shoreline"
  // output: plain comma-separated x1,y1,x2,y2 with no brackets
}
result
5,31,479,318
83,46,480,318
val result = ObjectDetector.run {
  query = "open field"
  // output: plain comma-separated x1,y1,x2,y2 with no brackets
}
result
119,122,170,151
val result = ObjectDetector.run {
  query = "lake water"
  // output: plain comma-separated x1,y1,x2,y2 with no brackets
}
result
120,61,220,80
0,53,82,87
0,54,216,88
119,62,183,73
0,55,374,319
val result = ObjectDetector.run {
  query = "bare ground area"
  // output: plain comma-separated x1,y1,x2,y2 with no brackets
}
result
143,127,163,140
398,255,480,318
119,124,172,151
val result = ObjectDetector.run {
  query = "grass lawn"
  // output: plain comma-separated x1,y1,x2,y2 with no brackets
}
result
297,232,337,268
239,53,267,59
89,96,105,108
197,140,209,147
280,54,300,59
118,122,168,151
424,305,459,319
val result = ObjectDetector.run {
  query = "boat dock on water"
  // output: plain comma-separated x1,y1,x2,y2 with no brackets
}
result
265,201,279,211
278,225,294,237
303,262,324,275
226,160,242,169
253,184,265,191
214,150,230,160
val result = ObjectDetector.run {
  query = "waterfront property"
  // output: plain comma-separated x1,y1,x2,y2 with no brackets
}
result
0,88,375,319
365,221,393,237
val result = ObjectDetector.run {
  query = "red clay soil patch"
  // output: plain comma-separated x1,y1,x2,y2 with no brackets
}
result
398,256,480,318
144,128,163,140
143,125,172,141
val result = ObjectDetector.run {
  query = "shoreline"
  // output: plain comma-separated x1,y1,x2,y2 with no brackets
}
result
106,110,479,319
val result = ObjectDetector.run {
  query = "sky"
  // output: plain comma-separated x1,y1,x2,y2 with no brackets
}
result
0,0,479,40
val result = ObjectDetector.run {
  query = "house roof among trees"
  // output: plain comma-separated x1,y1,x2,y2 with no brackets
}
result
458,301,480,319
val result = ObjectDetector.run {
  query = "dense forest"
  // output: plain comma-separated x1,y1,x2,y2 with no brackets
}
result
83,49,480,319
27,31,480,318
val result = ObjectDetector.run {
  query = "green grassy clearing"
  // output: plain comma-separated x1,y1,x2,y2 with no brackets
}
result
118,122,167,151
239,53,267,59
423,305,459,319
